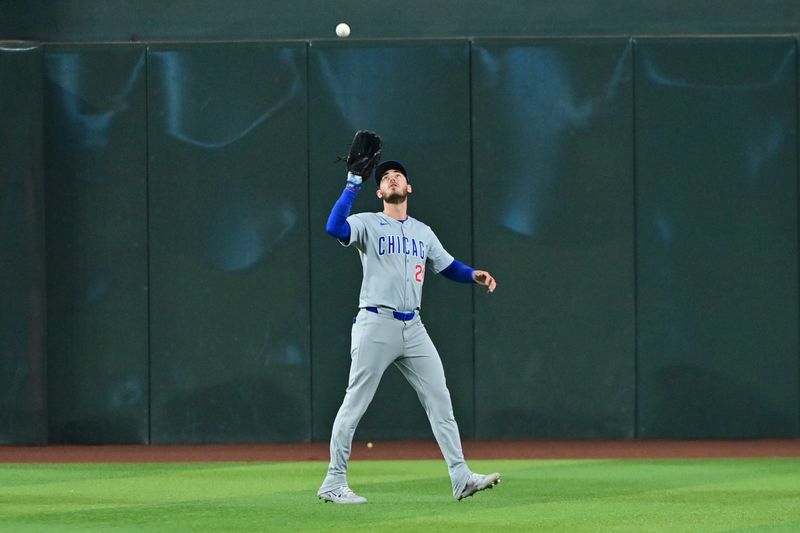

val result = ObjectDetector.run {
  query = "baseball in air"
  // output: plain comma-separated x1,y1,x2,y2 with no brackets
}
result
336,23,351,38
367,442,373,449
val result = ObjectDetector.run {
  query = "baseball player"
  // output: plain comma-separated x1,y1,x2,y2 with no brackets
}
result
317,148,501,504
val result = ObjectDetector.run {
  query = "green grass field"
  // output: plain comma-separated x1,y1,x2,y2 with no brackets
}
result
2,458,799,532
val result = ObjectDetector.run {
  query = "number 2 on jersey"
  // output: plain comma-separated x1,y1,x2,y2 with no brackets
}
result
415,264,425,283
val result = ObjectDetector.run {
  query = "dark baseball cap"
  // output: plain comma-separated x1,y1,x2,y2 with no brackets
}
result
373,160,409,186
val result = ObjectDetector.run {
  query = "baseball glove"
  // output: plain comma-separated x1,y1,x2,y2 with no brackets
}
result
345,130,383,178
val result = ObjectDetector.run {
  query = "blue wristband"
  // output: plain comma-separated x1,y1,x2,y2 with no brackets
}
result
346,171,363,192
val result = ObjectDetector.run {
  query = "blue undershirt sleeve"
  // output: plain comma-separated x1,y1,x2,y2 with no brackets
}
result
440,259,475,284
325,187,357,242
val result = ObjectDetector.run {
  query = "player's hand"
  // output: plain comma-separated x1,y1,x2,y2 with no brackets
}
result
346,171,363,192
473,270,496,293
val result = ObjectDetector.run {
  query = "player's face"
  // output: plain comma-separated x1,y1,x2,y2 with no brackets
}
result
377,169,411,204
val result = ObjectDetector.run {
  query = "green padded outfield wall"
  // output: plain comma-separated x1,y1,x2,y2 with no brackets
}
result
635,38,799,438
472,39,636,438
147,43,311,443
0,43,46,445
308,41,473,441
3,24,800,442
44,45,149,443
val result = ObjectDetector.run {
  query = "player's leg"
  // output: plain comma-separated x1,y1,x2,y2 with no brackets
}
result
319,310,400,495
394,318,472,499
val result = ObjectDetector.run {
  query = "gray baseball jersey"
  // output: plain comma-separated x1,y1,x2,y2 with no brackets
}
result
343,212,454,312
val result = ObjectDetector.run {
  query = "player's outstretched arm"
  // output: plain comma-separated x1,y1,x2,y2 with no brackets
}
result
325,172,363,242
441,260,497,293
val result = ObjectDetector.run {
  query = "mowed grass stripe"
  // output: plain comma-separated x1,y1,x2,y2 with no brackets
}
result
1,459,798,532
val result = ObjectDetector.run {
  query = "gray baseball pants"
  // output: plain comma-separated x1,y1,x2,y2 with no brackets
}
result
318,308,472,499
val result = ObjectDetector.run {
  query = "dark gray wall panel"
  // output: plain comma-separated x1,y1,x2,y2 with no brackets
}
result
0,43,46,444
635,38,799,438
2,1,800,42
44,44,149,443
472,39,635,438
148,43,310,443
309,41,473,441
